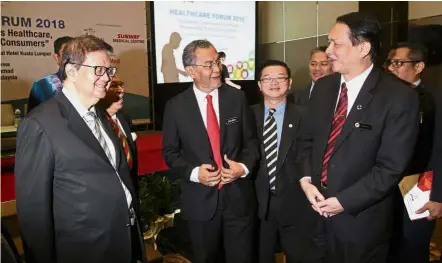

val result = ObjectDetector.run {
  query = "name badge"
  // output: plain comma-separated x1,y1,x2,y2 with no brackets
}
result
226,117,239,125
354,122,372,130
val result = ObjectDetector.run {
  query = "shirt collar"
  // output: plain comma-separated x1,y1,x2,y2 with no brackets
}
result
264,101,286,114
413,79,422,87
340,63,374,88
62,88,96,118
193,84,219,102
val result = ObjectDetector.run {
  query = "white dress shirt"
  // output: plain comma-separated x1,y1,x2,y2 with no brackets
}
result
63,89,132,208
190,84,249,183
413,79,421,87
309,81,315,98
338,63,374,115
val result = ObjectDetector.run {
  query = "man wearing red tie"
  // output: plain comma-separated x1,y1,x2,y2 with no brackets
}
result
297,13,419,263
162,39,259,263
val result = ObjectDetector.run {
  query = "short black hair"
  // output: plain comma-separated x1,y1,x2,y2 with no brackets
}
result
258,60,291,79
218,51,226,59
310,46,328,59
54,36,73,54
392,42,428,63
336,12,381,62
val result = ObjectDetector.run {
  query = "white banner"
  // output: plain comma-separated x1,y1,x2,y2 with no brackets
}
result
1,1,149,103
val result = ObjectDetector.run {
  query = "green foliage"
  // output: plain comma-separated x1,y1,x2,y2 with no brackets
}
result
138,173,179,230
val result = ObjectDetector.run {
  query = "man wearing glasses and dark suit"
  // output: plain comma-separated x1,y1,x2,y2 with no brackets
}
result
15,35,147,263
162,39,259,263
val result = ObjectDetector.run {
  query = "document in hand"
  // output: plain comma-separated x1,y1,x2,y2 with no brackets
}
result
399,171,433,220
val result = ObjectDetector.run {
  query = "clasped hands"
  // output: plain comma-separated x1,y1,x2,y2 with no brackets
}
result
300,178,344,218
198,155,245,187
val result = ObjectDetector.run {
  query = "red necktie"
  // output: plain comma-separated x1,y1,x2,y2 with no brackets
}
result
206,95,223,189
321,82,348,185
107,115,133,169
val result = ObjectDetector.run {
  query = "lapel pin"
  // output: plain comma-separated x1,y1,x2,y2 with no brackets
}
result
357,105,362,110
289,124,293,128
354,122,360,128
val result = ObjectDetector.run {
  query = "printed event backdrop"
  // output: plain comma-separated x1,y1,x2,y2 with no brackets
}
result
1,2,150,120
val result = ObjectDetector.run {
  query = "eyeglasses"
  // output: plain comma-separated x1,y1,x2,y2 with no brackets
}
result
384,60,422,68
192,60,221,70
260,77,289,84
71,63,117,77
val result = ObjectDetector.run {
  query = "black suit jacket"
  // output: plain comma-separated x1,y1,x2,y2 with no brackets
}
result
251,102,318,253
406,83,436,175
15,93,143,263
162,84,260,221
297,67,419,247
430,88,442,203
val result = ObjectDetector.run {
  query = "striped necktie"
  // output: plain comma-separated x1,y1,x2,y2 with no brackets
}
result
320,82,348,185
107,115,133,169
83,111,116,169
263,108,278,193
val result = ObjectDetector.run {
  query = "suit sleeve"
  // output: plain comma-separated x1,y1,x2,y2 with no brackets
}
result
162,100,196,181
430,89,442,203
15,117,56,263
237,92,260,176
336,89,420,214
295,93,315,180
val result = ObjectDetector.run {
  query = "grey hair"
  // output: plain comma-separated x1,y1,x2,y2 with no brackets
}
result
182,39,214,67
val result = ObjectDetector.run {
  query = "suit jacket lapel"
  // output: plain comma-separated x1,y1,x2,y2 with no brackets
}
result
275,103,299,176
218,85,228,151
332,68,378,155
57,93,113,167
96,108,123,170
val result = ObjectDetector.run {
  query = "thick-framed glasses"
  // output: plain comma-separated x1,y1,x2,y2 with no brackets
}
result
192,60,221,70
260,77,289,84
71,63,117,77
384,60,421,68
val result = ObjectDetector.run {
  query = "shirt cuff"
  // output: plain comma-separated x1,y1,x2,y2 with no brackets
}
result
300,176,312,183
240,163,249,178
190,166,200,183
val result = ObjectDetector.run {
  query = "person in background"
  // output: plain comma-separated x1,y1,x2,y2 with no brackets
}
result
288,46,332,105
15,35,146,263
251,59,318,263
27,36,73,113
386,42,439,263
298,12,419,263
218,51,242,90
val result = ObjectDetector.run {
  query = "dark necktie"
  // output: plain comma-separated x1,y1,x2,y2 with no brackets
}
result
320,83,348,185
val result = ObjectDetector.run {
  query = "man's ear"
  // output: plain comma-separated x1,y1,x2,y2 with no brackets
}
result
258,81,262,91
185,66,195,79
414,61,425,75
360,41,371,59
65,63,77,79
53,53,60,65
